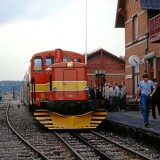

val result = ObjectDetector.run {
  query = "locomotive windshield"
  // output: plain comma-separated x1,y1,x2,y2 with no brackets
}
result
63,56,71,62
46,56,54,66
34,57,43,71
74,57,81,62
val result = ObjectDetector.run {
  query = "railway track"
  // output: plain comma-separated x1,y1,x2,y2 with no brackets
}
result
6,99,49,160
55,130,151,160
0,100,42,159
4,99,160,159
6,99,78,159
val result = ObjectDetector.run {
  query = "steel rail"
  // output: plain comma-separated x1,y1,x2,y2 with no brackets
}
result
54,131,84,160
72,131,112,160
6,100,49,160
91,130,151,160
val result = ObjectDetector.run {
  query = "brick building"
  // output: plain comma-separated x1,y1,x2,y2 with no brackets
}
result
87,48,125,88
115,0,160,97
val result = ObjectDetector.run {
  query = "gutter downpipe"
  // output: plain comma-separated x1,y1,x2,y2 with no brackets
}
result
144,32,149,73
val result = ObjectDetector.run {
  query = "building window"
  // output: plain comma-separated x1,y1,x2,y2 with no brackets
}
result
133,15,138,41
148,59,154,80
148,59,153,69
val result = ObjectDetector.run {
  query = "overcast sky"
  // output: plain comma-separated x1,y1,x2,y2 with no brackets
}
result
0,0,124,80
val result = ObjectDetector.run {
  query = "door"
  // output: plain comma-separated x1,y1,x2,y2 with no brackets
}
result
63,69,78,99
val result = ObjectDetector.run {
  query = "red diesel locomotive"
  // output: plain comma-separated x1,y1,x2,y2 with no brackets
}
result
21,49,106,129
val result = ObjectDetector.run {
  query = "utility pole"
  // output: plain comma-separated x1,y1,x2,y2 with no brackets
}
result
85,0,88,64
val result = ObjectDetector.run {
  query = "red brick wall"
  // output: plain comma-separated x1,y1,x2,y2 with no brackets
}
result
87,50,125,86
124,1,160,96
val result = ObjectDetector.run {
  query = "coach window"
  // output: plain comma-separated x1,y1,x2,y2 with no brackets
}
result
63,56,71,62
34,57,43,71
46,57,54,66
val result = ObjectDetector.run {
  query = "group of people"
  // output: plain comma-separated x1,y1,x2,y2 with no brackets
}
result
88,81,127,112
136,73,160,128
88,73,160,128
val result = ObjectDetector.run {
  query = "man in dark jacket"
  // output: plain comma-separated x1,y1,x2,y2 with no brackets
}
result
151,79,160,119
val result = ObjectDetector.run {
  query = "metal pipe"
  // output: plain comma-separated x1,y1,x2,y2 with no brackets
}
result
144,32,149,73
85,0,88,64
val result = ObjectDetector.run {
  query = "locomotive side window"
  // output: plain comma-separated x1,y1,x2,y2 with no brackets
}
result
46,57,54,66
34,57,43,71
74,57,81,62
63,56,71,62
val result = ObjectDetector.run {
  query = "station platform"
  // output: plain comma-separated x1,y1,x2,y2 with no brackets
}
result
107,110,160,132
102,110,160,147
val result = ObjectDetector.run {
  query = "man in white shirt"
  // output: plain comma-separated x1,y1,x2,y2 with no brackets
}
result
136,73,156,128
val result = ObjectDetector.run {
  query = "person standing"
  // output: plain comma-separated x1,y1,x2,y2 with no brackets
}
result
151,79,160,119
114,82,120,110
120,82,127,111
93,84,97,99
136,73,156,128
103,83,110,110
96,86,101,99
88,85,95,99
109,83,117,111
103,83,110,100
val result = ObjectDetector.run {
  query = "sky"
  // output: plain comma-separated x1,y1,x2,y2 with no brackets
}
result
0,0,125,80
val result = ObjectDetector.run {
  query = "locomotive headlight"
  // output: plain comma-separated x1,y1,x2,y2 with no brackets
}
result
52,86,57,91
67,61,73,67
84,86,89,91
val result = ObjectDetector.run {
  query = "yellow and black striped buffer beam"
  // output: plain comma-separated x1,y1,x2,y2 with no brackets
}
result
34,109,107,129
